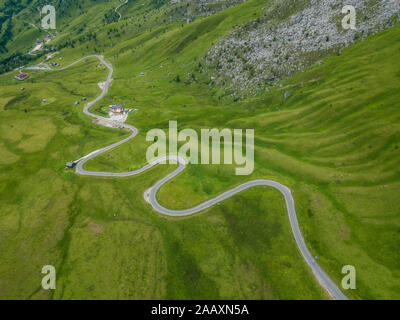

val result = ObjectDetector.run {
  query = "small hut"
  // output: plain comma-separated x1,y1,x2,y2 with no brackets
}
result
65,162,76,169
109,104,124,114
14,73,29,81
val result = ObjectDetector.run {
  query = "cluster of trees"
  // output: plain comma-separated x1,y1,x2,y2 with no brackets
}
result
0,18,12,53
76,31,97,44
103,10,120,25
55,39,78,50
0,0,26,53
0,52,35,74
0,0,34,72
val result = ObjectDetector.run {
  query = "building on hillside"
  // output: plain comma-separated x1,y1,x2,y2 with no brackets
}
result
108,104,133,118
14,73,29,81
43,34,52,43
109,104,124,114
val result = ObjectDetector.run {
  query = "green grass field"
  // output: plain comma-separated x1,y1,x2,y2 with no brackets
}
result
0,55,327,300
0,0,399,300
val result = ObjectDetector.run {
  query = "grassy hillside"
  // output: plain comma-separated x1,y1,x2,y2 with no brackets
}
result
85,12,400,299
0,58,326,300
0,0,399,300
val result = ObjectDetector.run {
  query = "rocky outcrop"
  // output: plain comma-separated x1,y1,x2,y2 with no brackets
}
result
205,0,400,97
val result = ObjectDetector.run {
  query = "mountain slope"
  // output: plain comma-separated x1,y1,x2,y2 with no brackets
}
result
0,0,399,300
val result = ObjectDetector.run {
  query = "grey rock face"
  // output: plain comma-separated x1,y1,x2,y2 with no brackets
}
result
205,0,400,97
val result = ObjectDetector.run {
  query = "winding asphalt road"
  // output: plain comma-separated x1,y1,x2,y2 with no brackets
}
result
37,55,348,300
115,0,129,22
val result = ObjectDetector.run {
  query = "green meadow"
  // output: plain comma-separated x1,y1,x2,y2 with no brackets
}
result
0,50,326,301
0,0,399,300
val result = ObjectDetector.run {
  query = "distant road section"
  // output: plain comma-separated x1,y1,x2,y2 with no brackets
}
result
36,54,348,301
115,0,129,21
